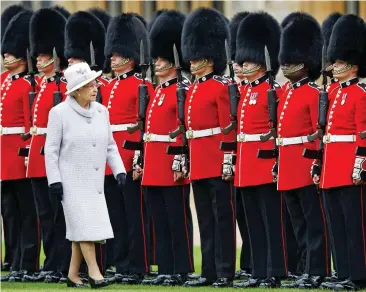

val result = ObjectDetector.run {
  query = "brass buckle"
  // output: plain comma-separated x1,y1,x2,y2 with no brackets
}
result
277,137,283,146
238,133,246,142
187,130,194,139
323,134,331,144
145,133,151,142
0,126,3,135
31,126,38,136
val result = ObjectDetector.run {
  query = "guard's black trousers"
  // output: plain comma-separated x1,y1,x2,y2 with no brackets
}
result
192,177,236,281
236,190,251,272
1,179,40,272
104,172,149,274
31,177,71,273
240,183,287,278
145,185,194,274
323,185,366,281
283,185,330,277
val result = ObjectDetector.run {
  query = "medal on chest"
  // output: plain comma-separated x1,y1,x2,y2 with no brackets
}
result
341,93,347,105
249,92,258,105
157,94,165,106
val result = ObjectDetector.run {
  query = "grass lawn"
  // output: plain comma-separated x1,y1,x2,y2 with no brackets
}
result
1,246,322,291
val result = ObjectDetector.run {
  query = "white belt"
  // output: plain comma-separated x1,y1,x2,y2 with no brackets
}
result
0,126,25,135
276,136,310,146
111,123,134,132
143,133,176,142
186,127,221,139
323,134,356,144
30,126,47,135
237,133,274,143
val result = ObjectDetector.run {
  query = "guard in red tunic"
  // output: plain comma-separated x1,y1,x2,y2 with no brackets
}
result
0,4,28,273
0,10,40,282
228,11,252,281
318,15,366,291
23,8,69,284
231,12,287,289
132,10,194,286
103,14,154,284
277,13,330,288
181,8,236,288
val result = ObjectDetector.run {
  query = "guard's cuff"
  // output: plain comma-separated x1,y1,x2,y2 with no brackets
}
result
222,153,236,176
352,156,366,181
172,154,186,172
133,150,141,170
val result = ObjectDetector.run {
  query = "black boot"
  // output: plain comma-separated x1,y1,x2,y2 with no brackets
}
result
142,274,170,285
184,277,215,287
212,277,233,288
1,262,10,271
298,275,324,289
8,270,26,282
22,271,53,282
162,274,186,286
333,279,366,291
234,277,265,288
259,277,281,288
121,273,144,284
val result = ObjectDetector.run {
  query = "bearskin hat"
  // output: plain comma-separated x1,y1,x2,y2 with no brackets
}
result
30,8,67,69
229,12,250,60
235,12,280,75
327,14,366,77
280,11,313,29
148,9,168,32
149,10,187,70
133,13,147,29
182,8,229,75
64,11,106,71
105,13,149,67
88,8,111,30
2,10,32,60
322,12,342,49
52,5,70,19
279,14,323,81
1,5,27,42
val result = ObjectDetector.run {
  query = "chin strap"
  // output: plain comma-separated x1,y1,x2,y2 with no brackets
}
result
191,59,208,73
38,58,54,69
3,57,22,66
242,64,261,75
333,63,352,75
155,62,173,73
112,58,130,69
281,63,305,75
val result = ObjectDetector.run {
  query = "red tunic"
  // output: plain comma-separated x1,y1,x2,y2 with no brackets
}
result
320,78,366,189
102,70,154,174
235,75,283,187
97,75,111,86
277,77,319,191
185,73,235,180
1,71,10,85
0,72,32,180
27,76,67,178
142,78,190,186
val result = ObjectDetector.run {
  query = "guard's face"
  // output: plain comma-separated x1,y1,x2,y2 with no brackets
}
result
242,61,261,77
281,63,307,81
233,62,244,79
68,58,84,67
36,54,54,73
190,59,213,76
110,53,131,71
3,53,22,69
154,57,174,77
332,60,358,81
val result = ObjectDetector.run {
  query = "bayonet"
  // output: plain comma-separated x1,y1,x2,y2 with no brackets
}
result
53,47,60,74
321,44,327,89
225,39,235,80
90,41,97,69
26,49,34,75
173,43,183,82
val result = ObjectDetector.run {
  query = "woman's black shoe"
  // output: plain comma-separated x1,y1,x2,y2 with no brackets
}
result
66,277,88,288
88,276,111,289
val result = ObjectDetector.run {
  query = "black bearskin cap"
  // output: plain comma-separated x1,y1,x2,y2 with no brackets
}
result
2,10,32,60
280,11,313,29
133,13,147,29
182,7,229,75
236,12,280,75
327,14,366,77
1,5,27,42
279,14,323,81
64,11,106,70
149,10,187,70
88,8,111,30
105,13,149,67
52,5,70,19
148,9,168,32
30,8,67,69
322,12,342,49
229,12,250,60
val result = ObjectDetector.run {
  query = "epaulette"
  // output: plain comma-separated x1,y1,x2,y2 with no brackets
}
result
100,76,111,83
213,75,228,85
357,83,366,92
23,75,33,85
96,79,104,86
134,73,152,83
308,82,321,91
273,81,281,89
60,76,67,84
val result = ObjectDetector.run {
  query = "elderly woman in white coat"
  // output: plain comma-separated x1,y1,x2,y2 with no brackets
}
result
45,62,126,289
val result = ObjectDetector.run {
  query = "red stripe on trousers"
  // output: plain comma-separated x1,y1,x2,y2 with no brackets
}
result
318,193,329,275
280,193,288,275
140,186,149,272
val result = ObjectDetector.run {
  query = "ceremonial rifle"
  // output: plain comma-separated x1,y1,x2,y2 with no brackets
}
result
21,49,37,142
122,40,150,168
302,45,329,162
90,41,102,103
257,46,279,159
166,44,190,173
219,39,240,152
53,47,62,106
